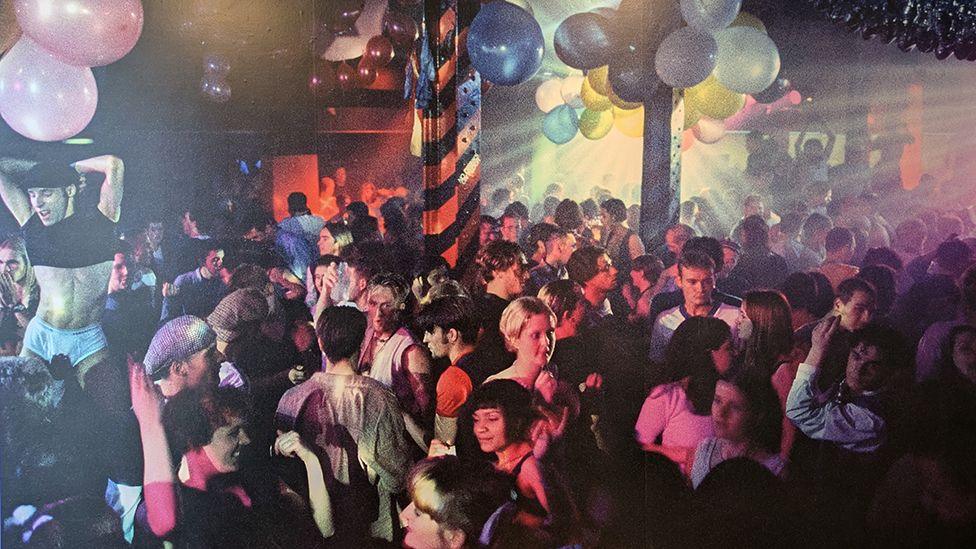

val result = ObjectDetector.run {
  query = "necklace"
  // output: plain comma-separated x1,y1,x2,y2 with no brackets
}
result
359,332,393,373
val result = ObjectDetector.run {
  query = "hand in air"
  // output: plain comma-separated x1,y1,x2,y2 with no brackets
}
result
274,430,312,461
811,315,840,351
0,272,18,307
128,356,163,426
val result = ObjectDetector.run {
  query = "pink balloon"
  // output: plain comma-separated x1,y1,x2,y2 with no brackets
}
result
14,0,144,67
0,37,98,141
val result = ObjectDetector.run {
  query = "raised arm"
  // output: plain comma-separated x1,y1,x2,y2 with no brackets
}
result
128,358,178,538
274,431,335,539
73,155,124,222
0,158,36,226
823,127,837,160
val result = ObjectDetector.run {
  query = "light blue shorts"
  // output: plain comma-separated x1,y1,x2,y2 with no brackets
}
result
22,316,108,366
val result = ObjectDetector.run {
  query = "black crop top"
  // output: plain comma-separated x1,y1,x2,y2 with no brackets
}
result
22,211,117,268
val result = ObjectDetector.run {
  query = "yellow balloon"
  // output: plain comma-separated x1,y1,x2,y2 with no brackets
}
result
608,86,642,110
684,106,701,129
578,109,614,140
732,12,767,33
614,106,644,137
587,65,610,95
685,76,745,119
581,77,612,111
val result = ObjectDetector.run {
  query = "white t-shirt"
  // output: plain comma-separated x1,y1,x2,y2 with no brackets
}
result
648,302,742,363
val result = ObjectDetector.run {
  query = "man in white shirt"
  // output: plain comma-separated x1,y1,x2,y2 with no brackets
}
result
649,251,740,363
278,192,325,247
786,318,903,454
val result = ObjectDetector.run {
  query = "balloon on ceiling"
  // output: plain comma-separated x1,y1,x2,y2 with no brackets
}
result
0,0,144,141
319,0,387,62
309,0,418,96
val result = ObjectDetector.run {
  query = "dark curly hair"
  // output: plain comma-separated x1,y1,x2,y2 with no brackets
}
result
163,388,252,457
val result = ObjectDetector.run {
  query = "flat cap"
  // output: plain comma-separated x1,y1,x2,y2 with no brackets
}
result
207,287,270,343
144,316,217,377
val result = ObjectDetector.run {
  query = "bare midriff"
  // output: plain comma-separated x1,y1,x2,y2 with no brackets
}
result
34,262,112,329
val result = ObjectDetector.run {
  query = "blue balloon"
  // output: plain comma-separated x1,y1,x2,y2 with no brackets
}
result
554,13,613,70
467,2,544,86
542,105,579,144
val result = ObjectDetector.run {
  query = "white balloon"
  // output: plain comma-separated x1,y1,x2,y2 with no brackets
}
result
535,78,565,113
560,75,585,108
0,37,98,141
321,0,386,61
680,0,742,33
654,27,717,89
692,116,726,144
713,26,780,94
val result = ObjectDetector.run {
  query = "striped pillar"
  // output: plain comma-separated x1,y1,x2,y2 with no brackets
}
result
421,0,481,270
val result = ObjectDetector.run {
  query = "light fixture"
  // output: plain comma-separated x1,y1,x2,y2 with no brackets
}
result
63,137,94,145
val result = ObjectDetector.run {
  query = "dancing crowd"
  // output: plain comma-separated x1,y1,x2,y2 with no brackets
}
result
2,151,976,548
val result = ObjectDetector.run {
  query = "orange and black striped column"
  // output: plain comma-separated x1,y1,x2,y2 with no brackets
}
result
420,0,481,271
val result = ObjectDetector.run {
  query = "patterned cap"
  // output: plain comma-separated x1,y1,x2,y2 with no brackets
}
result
144,316,216,377
207,287,270,343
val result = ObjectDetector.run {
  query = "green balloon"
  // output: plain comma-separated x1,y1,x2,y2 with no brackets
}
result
578,109,613,140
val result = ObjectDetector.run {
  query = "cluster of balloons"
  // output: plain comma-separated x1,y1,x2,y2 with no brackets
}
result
671,2,782,145
311,0,417,95
538,1,790,147
0,0,143,141
467,1,544,86
535,71,647,144
200,54,232,103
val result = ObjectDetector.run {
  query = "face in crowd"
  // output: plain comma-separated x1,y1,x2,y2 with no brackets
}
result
590,253,618,293
511,313,555,369
0,246,28,283
678,265,715,309
108,252,129,293
318,227,336,256
423,326,451,360
500,216,521,243
495,258,528,298
181,343,224,392
711,380,751,443
844,342,887,394
367,285,403,334
28,185,74,226
472,406,508,454
207,414,251,473
834,290,875,332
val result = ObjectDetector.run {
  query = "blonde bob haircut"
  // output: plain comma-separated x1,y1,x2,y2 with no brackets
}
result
499,296,556,352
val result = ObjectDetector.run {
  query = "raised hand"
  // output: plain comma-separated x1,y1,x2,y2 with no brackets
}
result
811,315,840,350
0,272,19,307
274,430,312,461
807,315,840,368
129,356,163,426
